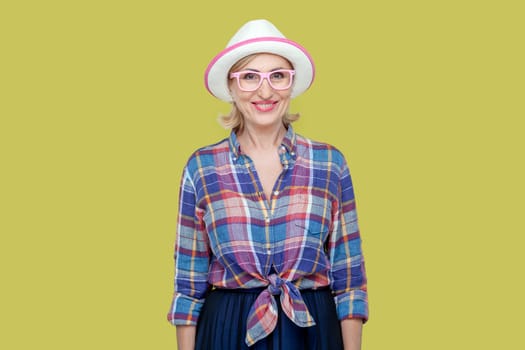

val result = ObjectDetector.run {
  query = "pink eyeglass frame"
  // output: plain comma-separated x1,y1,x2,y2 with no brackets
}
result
229,69,296,91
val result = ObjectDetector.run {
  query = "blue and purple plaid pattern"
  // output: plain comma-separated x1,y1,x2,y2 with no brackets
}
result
167,126,368,346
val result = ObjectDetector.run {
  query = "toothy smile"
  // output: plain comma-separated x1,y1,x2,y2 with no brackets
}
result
252,101,277,112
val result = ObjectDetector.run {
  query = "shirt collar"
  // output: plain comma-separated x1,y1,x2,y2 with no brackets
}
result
281,125,296,155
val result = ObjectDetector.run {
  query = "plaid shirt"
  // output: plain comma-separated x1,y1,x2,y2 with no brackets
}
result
167,126,368,346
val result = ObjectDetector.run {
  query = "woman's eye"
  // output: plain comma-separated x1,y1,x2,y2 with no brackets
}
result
271,72,285,80
241,72,258,80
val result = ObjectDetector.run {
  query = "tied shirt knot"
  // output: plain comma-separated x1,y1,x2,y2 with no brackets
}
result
245,274,316,346
268,274,283,295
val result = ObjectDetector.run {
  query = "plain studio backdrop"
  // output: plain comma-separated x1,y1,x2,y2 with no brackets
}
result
1,1,523,349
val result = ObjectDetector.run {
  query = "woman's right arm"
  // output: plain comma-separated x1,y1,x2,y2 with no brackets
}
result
168,165,210,346
176,325,196,350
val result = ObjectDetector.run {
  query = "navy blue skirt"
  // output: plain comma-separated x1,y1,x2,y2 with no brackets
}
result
195,287,343,350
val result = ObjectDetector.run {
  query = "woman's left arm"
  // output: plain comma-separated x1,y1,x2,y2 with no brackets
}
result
341,319,363,350
328,151,369,349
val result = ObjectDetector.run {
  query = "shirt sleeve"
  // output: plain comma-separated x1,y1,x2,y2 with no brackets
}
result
167,166,210,326
328,156,369,322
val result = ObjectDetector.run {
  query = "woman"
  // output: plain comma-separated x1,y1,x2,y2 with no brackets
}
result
167,19,368,350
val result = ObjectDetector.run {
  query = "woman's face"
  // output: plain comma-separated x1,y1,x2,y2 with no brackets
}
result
229,53,293,131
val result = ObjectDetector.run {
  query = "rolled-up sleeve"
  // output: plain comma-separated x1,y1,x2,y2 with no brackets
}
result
329,156,369,322
167,167,210,326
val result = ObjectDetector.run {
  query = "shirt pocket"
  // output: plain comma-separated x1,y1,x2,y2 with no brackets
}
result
288,222,331,273
293,191,333,237
294,223,329,244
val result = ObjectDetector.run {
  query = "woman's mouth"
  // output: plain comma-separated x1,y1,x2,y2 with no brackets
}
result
252,101,277,112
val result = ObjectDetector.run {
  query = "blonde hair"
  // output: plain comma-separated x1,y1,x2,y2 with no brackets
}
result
218,54,300,133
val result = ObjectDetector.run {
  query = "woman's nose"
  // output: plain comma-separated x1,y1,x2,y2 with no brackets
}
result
257,78,273,98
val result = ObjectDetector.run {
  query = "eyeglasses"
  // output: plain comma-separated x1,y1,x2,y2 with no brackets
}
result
229,69,295,92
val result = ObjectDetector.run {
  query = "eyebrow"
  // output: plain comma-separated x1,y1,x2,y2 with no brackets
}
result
242,67,289,72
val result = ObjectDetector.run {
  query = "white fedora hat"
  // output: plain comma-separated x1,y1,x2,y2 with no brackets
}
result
204,19,315,102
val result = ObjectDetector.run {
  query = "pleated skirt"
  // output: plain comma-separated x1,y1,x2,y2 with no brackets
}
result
195,287,343,350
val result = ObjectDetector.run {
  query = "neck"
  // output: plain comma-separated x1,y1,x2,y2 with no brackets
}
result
238,123,287,151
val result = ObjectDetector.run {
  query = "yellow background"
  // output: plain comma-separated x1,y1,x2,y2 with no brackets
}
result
1,0,523,349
